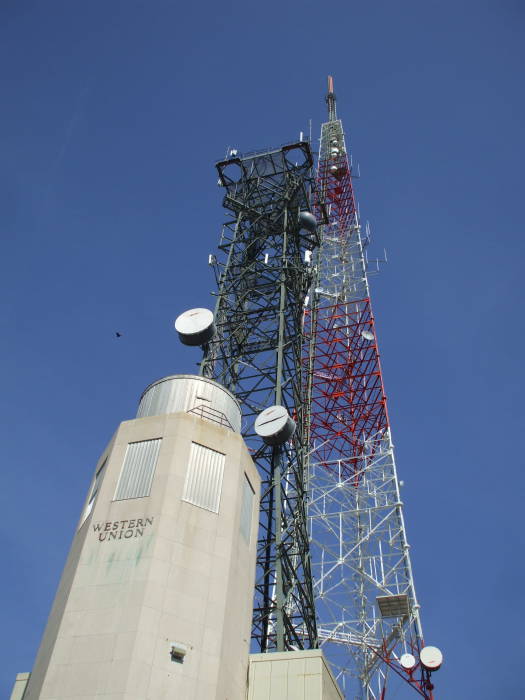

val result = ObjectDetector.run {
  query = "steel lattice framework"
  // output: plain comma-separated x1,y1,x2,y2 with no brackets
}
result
304,79,436,698
197,80,437,698
200,142,325,652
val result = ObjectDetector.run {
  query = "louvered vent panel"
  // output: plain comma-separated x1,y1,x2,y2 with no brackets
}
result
182,442,225,513
79,457,108,528
114,439,162,501
240,474,255,543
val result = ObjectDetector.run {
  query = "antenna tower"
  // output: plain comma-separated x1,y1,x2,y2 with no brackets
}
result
15,78,441,700
304,77,437,697
199,79,440,698
201,142,323,651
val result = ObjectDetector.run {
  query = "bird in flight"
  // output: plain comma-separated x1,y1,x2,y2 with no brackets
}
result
115,332,122,338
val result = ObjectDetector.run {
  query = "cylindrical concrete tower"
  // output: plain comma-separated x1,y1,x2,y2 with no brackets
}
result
21,375,260,700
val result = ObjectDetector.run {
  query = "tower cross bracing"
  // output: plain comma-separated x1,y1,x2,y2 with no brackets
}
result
201,142,324,653
303,79,434,699
200,80,437,699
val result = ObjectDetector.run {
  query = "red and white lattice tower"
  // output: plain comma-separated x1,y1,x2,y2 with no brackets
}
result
304,77,440,699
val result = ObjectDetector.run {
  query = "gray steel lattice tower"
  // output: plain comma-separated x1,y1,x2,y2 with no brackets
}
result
201,142,324,652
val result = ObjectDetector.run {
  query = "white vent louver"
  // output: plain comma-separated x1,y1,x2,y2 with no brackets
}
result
114,439,162,501
182,442,225,513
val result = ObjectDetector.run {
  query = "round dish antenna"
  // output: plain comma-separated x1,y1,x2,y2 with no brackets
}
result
174,308,215,346
419,646,443,672
298,211,317,233
254,405,296,446
400,653,416,671
361,329,374,341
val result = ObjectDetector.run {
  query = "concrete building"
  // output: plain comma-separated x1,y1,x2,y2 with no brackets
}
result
17,375,261,700
248,651,343,700
13,373,343,699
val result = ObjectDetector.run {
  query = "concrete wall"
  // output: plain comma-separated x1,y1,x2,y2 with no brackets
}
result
24,410,260,700
248,650,344,700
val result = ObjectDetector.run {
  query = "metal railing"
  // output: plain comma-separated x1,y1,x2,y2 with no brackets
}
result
186,403,235,431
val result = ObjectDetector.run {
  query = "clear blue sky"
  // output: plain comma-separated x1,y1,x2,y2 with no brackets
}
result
1,1,524,697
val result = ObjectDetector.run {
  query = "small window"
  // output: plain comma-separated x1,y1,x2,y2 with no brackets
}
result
114,439,162,501
182,442,225,513
240,474,255,543
79,458,107,528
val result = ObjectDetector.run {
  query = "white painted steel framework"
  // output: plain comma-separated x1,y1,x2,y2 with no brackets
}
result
305,85,431,699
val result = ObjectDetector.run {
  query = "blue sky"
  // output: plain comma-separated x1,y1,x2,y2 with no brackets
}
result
1,1,524,697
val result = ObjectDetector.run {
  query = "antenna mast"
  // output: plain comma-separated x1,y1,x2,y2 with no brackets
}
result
303,77,440,698
326,74,337,121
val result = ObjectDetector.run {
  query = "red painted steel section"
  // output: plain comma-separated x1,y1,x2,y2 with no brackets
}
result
305,102,435,696
305,136,389,479
369,643,435,700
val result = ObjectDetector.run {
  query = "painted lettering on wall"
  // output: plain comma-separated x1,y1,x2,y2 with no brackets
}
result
93,517,154,542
